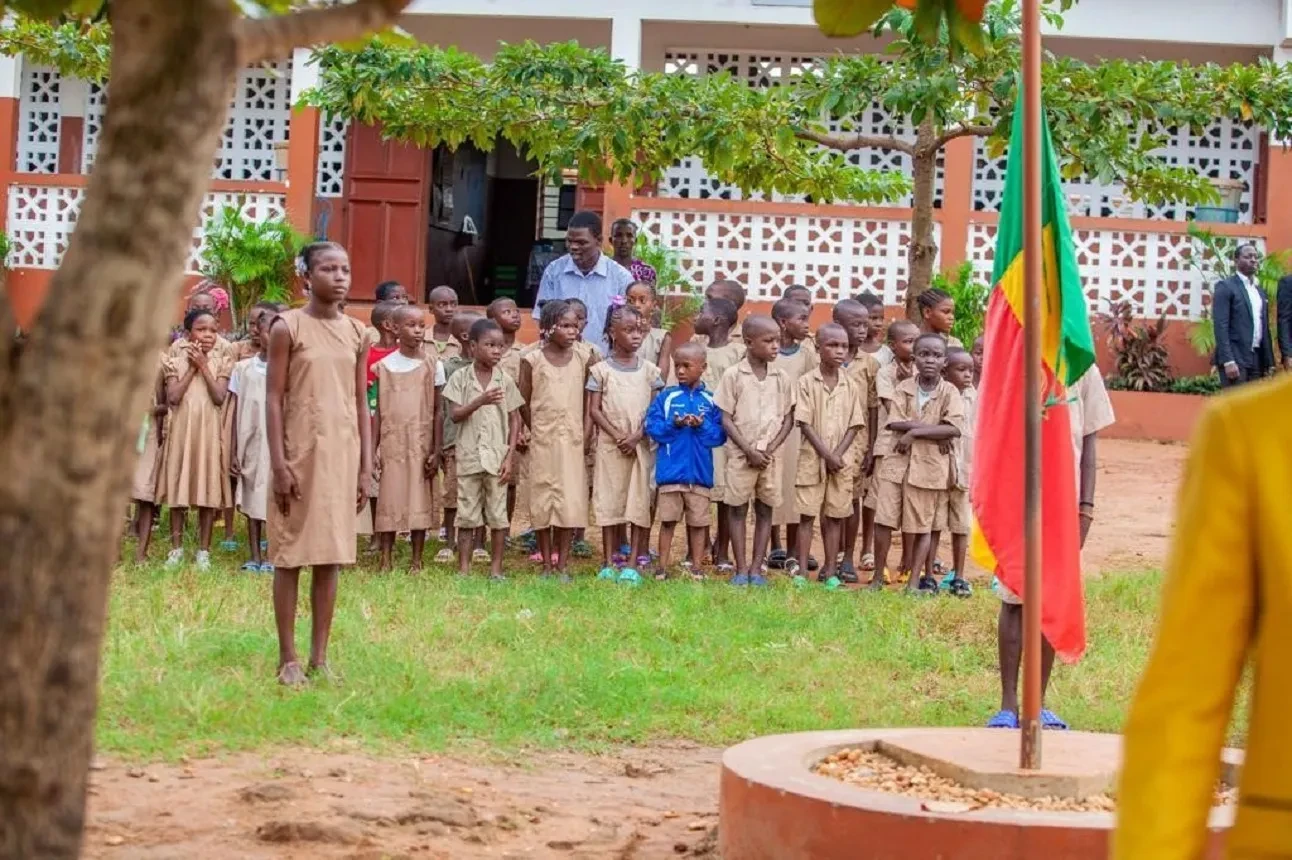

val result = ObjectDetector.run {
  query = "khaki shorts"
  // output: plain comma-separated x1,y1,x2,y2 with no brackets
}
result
724,454,781,509
796,471,855,521
657,484,711,528
863,459,882,510
441,449,458,508
936,487,971,536
457,470,508,530
874,480,942,535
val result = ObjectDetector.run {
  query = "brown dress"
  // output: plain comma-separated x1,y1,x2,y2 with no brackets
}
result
589,359,660,529
772,343,819,527
131,357,166,503
268,310,367,568
525,346,593,529
374,355,435,533
157,351,233,509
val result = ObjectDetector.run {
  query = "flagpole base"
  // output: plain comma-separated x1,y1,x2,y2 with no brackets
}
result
1020,718,1042,769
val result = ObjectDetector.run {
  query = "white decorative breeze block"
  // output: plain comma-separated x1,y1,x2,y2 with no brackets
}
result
17,63,60,174
316,113,349,197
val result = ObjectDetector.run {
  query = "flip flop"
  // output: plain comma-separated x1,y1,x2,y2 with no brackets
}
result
1041,709,1070,730
219,539,239,552
618,568,643,586
597,566,619,581
240,561,260,572
986,709,1019,729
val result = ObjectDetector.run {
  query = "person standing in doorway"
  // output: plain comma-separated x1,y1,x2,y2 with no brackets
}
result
610,218,658,287
533,211,635,358
1213,243,1274,387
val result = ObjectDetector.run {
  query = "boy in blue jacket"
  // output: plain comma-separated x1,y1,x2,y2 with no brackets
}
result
646,342,727,579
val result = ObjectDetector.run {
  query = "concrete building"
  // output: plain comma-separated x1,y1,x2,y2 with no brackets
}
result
4,0,1292,373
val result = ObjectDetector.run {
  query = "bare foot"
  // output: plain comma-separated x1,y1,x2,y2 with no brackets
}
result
277,661,307,687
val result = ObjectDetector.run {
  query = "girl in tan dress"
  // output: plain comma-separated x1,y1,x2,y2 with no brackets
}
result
626,281,674,380
157,309,233,571
374,305,437,572
229,305,279,573
519,300,596,578
130,353,168,563
266,242,371,687
588,304,663,583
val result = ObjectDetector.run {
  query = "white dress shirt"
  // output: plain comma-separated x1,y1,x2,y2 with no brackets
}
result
1240,274,1263,350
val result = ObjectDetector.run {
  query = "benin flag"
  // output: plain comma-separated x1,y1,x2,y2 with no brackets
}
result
970,91,1097,662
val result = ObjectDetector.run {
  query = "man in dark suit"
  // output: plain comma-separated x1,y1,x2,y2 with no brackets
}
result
1277,272,1292,371
1213,243,1274,387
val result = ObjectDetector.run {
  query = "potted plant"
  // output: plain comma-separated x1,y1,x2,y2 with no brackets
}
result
1097,299,1209,442
200,204,307,332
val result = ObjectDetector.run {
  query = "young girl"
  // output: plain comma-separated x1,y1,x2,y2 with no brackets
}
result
519,299,596,578
266,242,371,687
626,281,674,380
130,353,168,563
588,304,663,583
229,304,279,573
157,308,233,570
917,287,961,348
374,305,437,572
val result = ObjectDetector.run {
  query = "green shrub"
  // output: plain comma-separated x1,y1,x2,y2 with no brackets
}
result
201,205,307,331
931,261,989,346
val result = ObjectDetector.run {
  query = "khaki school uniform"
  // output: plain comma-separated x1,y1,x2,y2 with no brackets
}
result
772,342,820,527
525,346,595,529
132,355,166,504
230,355,271,521
374,354,436,533
442,364,524,530
714,359,795,508
699,340,745,498
157,350,234,510
874,377,965,534
844,351,881,498
438,355,472,509
640,327,667,367
588,358,662,529
865,358,914,514
498,341,528,492
423,333,461,367
937,384,976,536
795,368,867,520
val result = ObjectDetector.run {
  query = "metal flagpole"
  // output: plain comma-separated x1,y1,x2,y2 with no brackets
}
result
1019,0,1044,771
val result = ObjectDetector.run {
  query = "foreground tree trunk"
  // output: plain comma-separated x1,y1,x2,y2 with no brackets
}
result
904,115,940,320
0,2,240,856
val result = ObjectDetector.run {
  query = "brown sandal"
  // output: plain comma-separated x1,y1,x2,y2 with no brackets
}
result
277,661,307,687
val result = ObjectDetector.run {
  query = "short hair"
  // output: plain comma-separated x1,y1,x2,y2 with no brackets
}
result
914,332,948,351
626,280,657,298
945,347,973,363
253,300,284,314
815,322,848,344
566,297,588,315
917,288,952,313
707,279,746,309
183,308,216,331
888,319,920,342
854,291,884,312
671,342,706,365
486,297,517,319
611,218,637,234
371,300,400,328
539,299,574,332
428,285,458,303
702,297,738,329
832,299,866,323
784,284,812,303
603,303,644,343
374,280,404,302
469,318,502,342
1234,242,1259,261
393,304,425,325
772,297,809,323
298,241,343,274
741,314,779,340
567,210,603,238
450,311,482,338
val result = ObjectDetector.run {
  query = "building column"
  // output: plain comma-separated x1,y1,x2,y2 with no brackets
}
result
286,48,321,237
611,15,643,70
57,75,86,174
1265,46,1292,254
0,54,20,231
937,136,976,271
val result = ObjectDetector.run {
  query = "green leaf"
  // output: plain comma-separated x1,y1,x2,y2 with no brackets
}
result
812,0,894,38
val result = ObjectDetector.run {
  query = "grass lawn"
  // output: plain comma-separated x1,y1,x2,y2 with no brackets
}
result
97,546,1246,762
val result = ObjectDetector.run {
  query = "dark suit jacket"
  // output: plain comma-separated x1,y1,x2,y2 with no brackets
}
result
1277,275,1292,365
1212,273,1274,374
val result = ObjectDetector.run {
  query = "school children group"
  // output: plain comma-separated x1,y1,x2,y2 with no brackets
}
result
129,244,982,598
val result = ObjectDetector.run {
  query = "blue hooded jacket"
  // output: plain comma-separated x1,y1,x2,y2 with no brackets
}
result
645,383,727,488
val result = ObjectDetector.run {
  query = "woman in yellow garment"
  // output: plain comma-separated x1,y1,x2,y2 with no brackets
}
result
1114,376,1292,858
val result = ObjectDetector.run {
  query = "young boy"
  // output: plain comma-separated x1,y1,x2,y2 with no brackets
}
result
855,291,891,364
697,279,747,345
441,318,525,580
488,297,528,521
645,342,727,579
866,319,921,583
832,299,880,581
970,335,984,389
784,284,813,307
873,333,964,594
375,280,409,304
435,311,482,563
770,297,818,568
693,297,744,569
940,348,976,597
424,285,461,367
715,315,796,586
794,323,867,587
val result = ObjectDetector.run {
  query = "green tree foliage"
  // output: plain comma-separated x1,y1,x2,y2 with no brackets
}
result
200,205,307,330
932,262,990,345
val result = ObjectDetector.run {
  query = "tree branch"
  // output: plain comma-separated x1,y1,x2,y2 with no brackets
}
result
236,0,415,67
936,123,996,148
795,128,913,155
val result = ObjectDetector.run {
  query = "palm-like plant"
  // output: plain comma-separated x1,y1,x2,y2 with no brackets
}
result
201,205,307,331
634,233,702,332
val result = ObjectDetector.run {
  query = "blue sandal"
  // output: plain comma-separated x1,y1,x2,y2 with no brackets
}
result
240,561,260,572
986,709,1020,729
1041,709,1069,730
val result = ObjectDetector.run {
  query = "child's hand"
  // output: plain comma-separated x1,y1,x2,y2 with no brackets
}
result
423,451,439,478
153,403,169,419
617,430,642,455
937,440,953,455
824,453,845,474
895,431,915,454
686,414,703,428
229,460,242,479
517,425,531,452
356,466,372,511
499,454,514,484
673,414,687,428
273,465,301,515
479,387,505,407
862,453,875,477
373,448,383,474
746,447,770,470
186,345,207,370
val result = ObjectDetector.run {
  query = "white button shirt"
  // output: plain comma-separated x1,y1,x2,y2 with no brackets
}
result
1240,274,1263,350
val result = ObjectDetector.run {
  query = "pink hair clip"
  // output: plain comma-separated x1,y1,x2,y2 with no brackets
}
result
205,287,231,312
610,294,627,307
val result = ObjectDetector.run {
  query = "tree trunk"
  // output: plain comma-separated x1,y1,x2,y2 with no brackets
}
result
0,1,240,856
904,115,940,321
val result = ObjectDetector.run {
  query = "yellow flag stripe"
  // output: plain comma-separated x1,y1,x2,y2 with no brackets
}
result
995,224,1065,377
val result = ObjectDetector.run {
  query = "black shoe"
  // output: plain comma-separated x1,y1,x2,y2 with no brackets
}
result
806,555,820,572
838,567,859,585
766,549,788,570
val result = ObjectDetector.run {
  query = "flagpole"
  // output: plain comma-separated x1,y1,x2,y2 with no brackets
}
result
1019,0,1044,770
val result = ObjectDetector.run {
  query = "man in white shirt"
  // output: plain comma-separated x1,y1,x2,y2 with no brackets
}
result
532,211,634,357
1212,243,1274,388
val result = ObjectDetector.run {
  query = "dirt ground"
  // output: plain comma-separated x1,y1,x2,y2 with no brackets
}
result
84,439,1182,859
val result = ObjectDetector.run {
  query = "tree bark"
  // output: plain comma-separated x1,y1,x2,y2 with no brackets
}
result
0,1,240,857
905,115,940,321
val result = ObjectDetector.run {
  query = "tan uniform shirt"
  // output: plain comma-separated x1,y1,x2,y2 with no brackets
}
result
872,359,914,457
795,368,867,486
701,341,746,391
955,385,977,491
424,334,461,369
714,359,795,451
441,365,524,477
876,376,965,491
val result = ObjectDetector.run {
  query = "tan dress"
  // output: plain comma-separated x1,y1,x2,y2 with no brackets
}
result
230,356,270,521
525,346,593,529
268,310,367,568
589,358,661,529
157,351,233,509
132,357,166,503
772,343,820,526
640,327,667,366
374,355,436,533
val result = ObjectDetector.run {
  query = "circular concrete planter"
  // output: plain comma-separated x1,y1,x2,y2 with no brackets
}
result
719,729,1234,860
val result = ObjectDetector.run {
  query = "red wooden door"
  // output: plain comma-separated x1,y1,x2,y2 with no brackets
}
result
342,122,431,301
